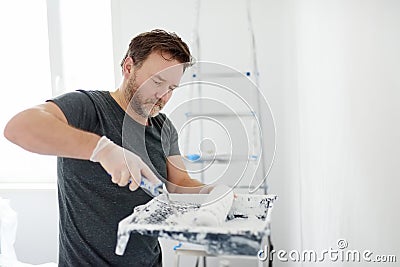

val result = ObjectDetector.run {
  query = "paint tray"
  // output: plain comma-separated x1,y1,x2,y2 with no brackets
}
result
115,193,277,256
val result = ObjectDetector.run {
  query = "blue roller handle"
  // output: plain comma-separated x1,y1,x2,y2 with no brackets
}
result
139,176,163,197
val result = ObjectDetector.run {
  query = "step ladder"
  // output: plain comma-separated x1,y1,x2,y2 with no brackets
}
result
181,0,274,195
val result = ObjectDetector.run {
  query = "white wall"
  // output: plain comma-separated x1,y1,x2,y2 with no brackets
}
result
294,0,400,266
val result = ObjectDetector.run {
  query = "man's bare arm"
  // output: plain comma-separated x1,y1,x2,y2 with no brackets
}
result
3,102,100,159
166,155,212,193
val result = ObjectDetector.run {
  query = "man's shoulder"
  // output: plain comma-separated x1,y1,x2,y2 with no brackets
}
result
67,89,112,105
50,89,112,115
54,89,106,100
75,89,108,98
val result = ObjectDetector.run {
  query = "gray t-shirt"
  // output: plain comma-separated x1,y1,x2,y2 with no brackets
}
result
49,90,180,266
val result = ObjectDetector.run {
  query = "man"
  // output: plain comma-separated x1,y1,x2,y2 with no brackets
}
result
4,29,205,266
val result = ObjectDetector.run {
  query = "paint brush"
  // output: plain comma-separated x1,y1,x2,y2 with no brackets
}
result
161,183,179,215
138,176,163,197
137,176,178,216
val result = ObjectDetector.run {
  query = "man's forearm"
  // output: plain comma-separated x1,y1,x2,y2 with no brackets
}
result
169,177,208,194
4,107,100,159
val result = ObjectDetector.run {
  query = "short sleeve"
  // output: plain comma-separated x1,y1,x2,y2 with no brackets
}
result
168,120,181,157
46,90,98,131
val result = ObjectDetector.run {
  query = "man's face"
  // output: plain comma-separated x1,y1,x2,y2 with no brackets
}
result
125,51,183,118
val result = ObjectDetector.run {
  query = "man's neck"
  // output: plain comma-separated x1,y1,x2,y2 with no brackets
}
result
110,89,149,126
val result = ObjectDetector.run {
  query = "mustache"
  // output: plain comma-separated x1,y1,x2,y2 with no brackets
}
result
144,99,164,107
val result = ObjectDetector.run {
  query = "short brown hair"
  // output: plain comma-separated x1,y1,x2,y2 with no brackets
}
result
121,29,193,72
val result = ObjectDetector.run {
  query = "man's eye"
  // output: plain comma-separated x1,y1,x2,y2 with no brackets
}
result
153,80,162,85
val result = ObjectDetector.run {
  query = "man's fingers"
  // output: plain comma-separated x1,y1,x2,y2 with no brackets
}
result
140,163,160,184
118,169,130,187
129,168,141,191
110,171,119,184
103,149,160,191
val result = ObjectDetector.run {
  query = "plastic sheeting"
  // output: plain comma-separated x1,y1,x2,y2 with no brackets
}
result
0,197,56,267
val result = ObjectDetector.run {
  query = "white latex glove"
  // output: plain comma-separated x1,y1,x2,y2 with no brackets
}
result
90,136,159,191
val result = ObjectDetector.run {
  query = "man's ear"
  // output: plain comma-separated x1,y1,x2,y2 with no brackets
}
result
123,57,134,77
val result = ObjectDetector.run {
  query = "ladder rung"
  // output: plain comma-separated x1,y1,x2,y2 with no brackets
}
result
185,154,258,163
185,112,256,118
191,71,252,79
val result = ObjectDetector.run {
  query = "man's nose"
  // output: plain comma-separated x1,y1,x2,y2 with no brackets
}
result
155,86,171,100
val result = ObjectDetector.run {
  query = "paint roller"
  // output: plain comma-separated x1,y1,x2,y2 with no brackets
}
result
180,184,234,227
139,178,234,226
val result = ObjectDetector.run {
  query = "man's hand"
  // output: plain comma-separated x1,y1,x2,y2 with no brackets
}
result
90,136,159,191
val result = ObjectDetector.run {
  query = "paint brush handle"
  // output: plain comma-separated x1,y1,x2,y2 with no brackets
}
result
139,176,163,197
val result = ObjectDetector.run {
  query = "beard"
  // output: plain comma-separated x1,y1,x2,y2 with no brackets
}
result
124,75,165,118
